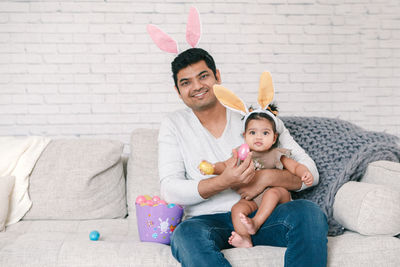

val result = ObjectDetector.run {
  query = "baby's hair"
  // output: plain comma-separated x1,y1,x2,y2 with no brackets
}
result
244,103,279,148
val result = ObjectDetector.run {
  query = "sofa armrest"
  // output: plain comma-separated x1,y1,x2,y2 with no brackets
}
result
0,176,15,232
333,181,400,236
361,160,400,191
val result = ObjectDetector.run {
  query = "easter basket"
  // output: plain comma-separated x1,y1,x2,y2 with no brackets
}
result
135,195,183,245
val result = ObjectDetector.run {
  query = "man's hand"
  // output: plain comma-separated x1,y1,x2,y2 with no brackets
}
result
234,168,303,200
198,149,255,199
234,172,267,200
220,149,255,188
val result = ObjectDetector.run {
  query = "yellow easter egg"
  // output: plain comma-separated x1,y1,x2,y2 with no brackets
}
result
198,161,214,175
144,195,152,200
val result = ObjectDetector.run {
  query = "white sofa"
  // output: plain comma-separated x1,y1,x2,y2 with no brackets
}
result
1,128,400,267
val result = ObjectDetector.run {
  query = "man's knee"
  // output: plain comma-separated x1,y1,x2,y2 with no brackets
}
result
171,218,212,249
277,200,328,267
296,200,327,226
279,200,328,235
170,216,232,266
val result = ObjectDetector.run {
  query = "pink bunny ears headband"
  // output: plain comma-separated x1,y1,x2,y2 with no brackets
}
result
147,7,201,54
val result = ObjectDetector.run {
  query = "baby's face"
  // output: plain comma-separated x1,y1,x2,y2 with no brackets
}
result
243,118,277,152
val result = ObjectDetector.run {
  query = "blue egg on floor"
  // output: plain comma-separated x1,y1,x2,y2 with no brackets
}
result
89,230,100,241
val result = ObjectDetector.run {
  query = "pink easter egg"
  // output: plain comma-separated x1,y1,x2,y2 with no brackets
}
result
136,195,146,204
159,200,167,205
152,196,161,203
238,143,250,161
145,199,154,206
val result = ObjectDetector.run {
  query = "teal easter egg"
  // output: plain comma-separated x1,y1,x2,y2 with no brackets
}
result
89,230,100,241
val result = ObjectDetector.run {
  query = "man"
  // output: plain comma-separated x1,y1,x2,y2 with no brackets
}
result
158,48,328,267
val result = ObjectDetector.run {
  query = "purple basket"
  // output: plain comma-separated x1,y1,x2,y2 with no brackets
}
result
136,203,183,245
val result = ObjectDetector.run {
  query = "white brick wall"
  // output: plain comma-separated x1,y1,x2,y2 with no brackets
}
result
0,0,399,151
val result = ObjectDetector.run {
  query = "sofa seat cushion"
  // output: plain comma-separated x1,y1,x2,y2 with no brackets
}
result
23,139,127,220
1,219,179,267
2,220,400,267
327,231,400,267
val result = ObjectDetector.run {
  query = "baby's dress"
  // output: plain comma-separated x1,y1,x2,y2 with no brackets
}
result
251,148,291,170
249,148,292,205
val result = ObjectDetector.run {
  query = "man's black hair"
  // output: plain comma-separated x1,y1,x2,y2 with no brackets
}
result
171,48,217,93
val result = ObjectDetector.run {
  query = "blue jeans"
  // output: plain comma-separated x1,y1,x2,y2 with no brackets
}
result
170,199,328,267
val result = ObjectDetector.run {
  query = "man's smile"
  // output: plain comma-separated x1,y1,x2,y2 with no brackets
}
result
192,89,208,99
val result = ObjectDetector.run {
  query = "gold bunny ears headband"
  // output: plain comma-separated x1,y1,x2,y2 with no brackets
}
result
213,72,278,131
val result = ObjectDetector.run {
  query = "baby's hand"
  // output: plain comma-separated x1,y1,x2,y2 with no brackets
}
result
301,171,314,186
198,160,214,175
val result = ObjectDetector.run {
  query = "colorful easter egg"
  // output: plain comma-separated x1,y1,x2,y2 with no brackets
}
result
145,200,154,206
152,195,161,203
198,161,214,175
89,230,100,241
238,143,250,161
136,195,146,204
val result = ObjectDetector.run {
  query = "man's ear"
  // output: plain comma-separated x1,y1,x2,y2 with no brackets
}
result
174,86,182,97
215,69,221,84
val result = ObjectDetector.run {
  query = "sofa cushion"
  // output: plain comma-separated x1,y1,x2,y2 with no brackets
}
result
361,160,400,191
1,219,179,267
2,220,400,267
23,139,126,220
327,231,400,267
333,181,400,236
0,176,15,231
127,129,160,217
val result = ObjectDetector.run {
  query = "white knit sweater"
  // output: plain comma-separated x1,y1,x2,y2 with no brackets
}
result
158,108,318,218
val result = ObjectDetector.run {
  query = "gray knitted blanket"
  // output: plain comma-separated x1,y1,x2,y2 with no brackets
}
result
281,116,400,236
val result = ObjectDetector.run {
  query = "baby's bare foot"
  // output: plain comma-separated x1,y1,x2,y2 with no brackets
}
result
239,213,258,235
228,231,253,248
